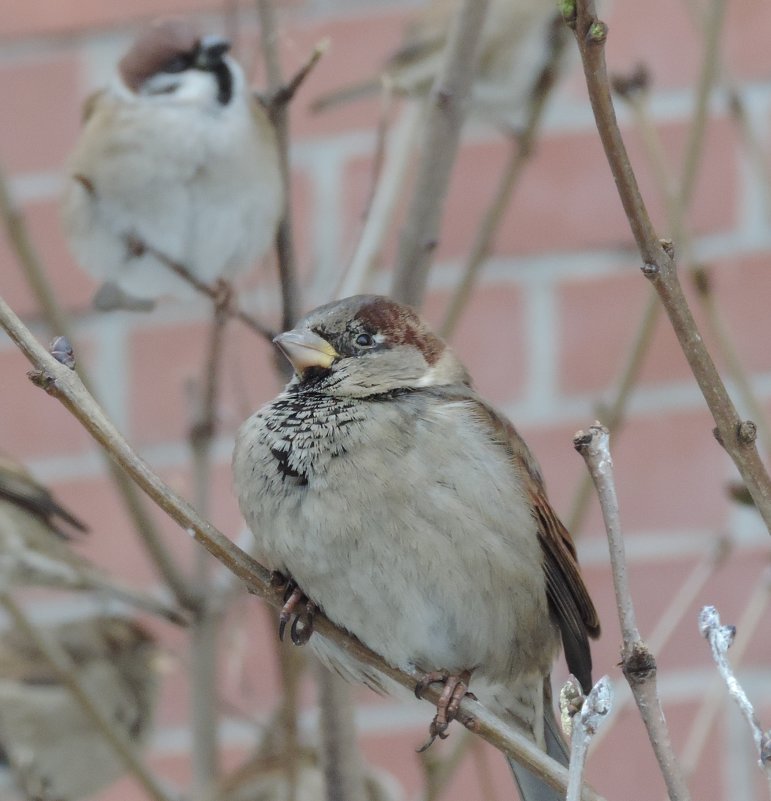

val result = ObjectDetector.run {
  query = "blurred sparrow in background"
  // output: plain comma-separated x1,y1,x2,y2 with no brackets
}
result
0,616,161,801
0,454,185,624
233,295,599,801
62,17,283,311
312,0,569,130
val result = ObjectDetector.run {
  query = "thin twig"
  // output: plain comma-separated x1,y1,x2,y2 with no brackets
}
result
0,165,195,610
565,676,613,801
0,593,176,801
187,302,229,796
338,101,423,299
567,291,660,533
391,0,491,307
0,294,603,801
574,423,691,801
699,605,771,783
590,535,730,751
568,0,771,533
681,568,771,779
440,14,568,338
256,0,301,331
316,664,367,801
141,242,275,341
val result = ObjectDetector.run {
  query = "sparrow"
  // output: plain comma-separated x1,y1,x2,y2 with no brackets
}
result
0,454,185,624
0,615,161,801
61,17,283,311
311,0,569,131
233,295,600,801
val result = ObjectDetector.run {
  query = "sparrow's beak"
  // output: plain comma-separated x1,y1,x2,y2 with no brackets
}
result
274,329,339,374
195,36,231,69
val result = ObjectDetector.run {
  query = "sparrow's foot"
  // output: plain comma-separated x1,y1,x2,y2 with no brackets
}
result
415,670,474,752
273,573,317,646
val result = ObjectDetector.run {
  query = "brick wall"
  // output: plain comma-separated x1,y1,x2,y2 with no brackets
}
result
2,1,771,800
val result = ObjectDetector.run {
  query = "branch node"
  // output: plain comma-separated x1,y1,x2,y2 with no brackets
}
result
641,262,660,279
26,367,59,394
559,0,577,29
658,238,675,259
49,335,76,369
738,420,758,445
586,20,608,45
622,641,657,685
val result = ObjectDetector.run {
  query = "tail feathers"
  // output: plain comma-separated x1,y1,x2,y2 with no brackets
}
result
507,703,570,801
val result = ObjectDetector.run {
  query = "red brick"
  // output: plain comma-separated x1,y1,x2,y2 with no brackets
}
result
268,8,415,140
556,268,715,395
701,253,771,378
0,0,221,40
0,340,94,458
0,56,81,173
0,199,98,318
423,284,527,405
128,317,282,446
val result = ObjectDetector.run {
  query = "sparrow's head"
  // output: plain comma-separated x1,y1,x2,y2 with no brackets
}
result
119,18,238,106
274,295,470,397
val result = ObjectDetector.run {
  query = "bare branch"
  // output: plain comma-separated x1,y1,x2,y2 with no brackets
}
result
440,14,568,337
568,0,771,533
256,0,301,331
565,676,613,801
316,664,367,801
0,293,603,801
574,423,691,801
391,0,491,307
699,605,771,782
681,567,771,776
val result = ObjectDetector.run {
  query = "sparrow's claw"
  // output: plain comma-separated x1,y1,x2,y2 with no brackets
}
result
290,600,316,645
415,670,473,752
274,575,316,645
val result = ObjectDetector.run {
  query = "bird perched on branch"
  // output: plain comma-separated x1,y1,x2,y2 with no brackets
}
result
312,0,569,131
0,615,161,801
233,295,600,801
62,17,283,311
0,454,185,624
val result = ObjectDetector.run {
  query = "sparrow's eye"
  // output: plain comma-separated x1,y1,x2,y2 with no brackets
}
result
163,54,192,73
355,333,375,348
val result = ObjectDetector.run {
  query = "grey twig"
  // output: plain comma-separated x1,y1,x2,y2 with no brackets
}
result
0,293,603,801
682,567,771,777
0,593,176,801
256,0,301,331
569,0,771,533
699,605,771,784
440,13,568,338
574,423,691,801
590,536,730,751
391,0,491,307
565,676,613,801
316,664,367,801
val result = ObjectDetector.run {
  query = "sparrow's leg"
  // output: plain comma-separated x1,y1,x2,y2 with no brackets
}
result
415,669,474,751
271,572,317,645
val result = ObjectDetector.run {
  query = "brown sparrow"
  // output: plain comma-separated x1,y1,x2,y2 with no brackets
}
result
61,17,283,311
233,295,600,801
0,616,160,801
0,454,185,624
312,0,568,130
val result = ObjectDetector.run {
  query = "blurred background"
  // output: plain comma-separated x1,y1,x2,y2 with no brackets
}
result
2,0,771,799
